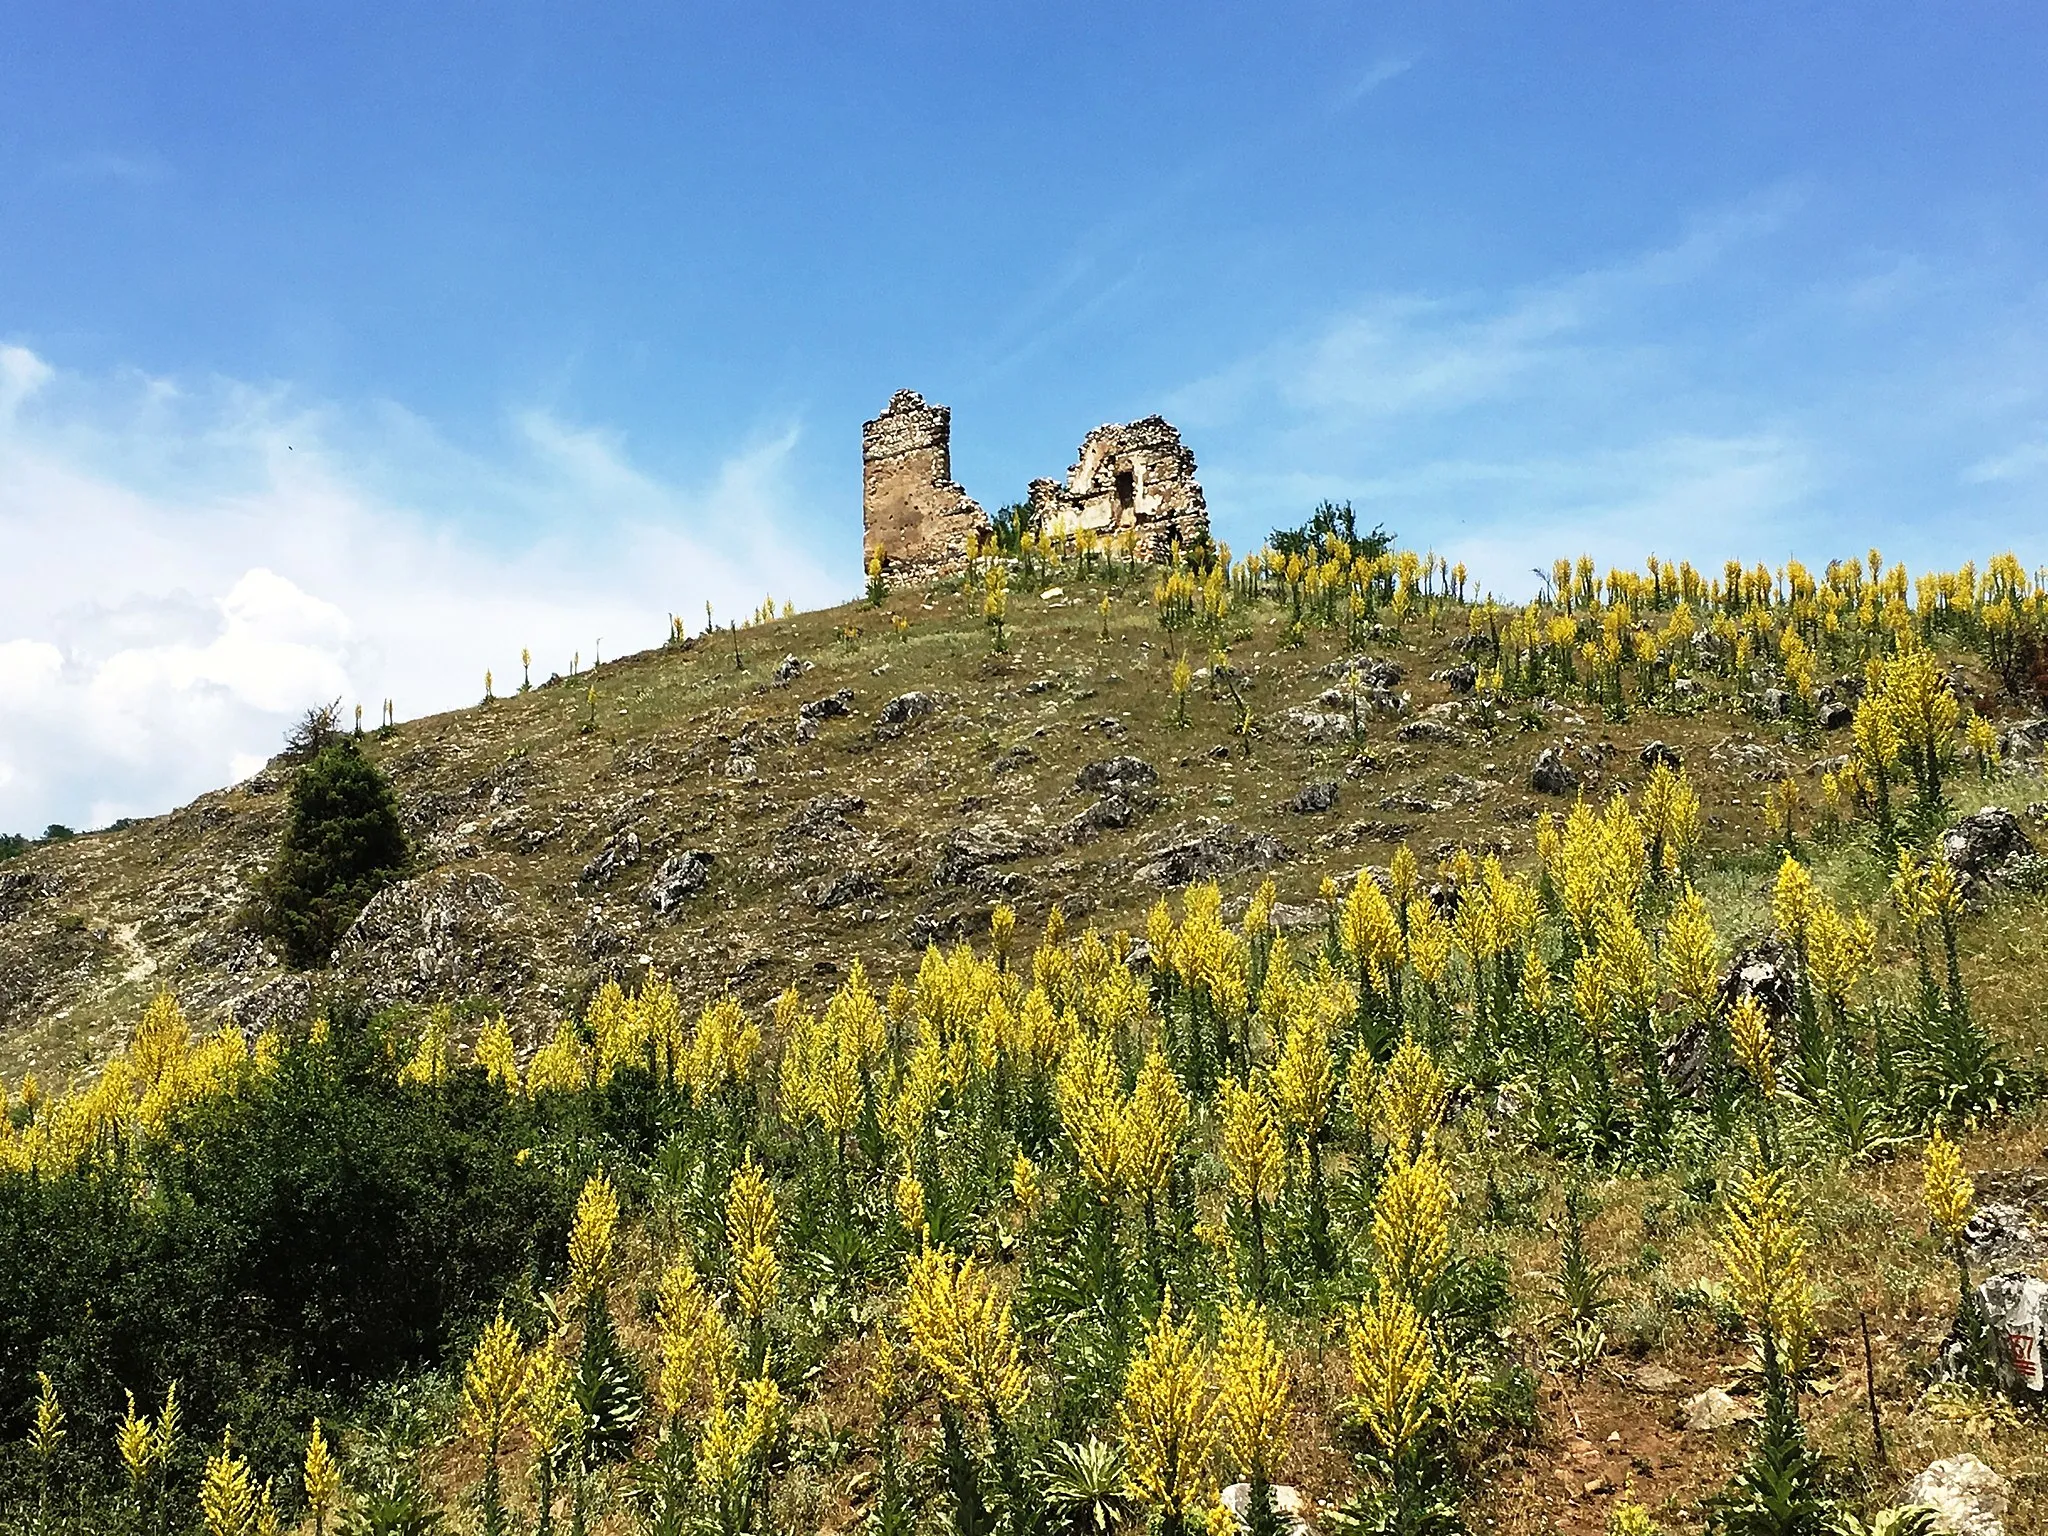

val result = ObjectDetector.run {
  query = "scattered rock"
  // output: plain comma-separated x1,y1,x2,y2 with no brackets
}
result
1134,821,1290,888
1659,1015,1717,1100
1999,719,2048,760
791,793,866,839
1398,718,1465,745
803,870,879,911
1530,746,1580,796
1432,661,1478,694
580,830,644,886
1905,1454,2010,1536
1633,1364,1685,1394
1076,756,1159,796
1219,1482,1313,1536
772,654,810,685
1680,1387,1751,1432
1638,741,1683,770
991,743,1039,777
877,691,940,737
1941,807,2037,897
796,688,855,742
646,851,714,915
1065,792,1153,843
1709,736,1794,781
934,820,1045,888
1289,781,1340,815
1278,707,1353,746
1816,698,1855,731
1717,937,1798,1028
1326,655,1405,689
2030,802,2048,826
0,870,48,923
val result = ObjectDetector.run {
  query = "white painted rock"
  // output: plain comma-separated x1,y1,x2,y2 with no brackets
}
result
1905,1454,2009,1536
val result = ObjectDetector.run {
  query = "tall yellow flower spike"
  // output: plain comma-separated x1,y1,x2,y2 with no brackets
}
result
1116,1297,1219,1524
566,1170,620,1301
1215,1300,1290,1486
1922,1129,1974,1243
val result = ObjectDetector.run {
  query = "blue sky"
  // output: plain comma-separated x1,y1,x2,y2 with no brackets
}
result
3,3,2046,830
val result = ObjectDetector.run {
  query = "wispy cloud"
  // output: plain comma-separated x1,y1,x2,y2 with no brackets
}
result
1964,436,2048,484
0,347,837,831
44,150,172,186
1334,55,1414,110
1172,192,2048,587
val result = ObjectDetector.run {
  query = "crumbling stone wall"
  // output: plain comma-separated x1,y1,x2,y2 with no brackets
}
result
1028,416,1208,560
862,390,987,577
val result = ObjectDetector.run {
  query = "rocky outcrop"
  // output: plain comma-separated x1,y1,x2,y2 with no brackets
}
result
332,869,535,1008
1530,746,1579,796
1941,807,2039,898
1133,821,1290,888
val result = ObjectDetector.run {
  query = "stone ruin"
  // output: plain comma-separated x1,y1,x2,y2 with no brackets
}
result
1027,415,1208,561
861,391,987,579
861,390,1208,576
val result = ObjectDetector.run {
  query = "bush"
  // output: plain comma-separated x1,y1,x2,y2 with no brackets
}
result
1268,500,1392,561
0,1012,569,1491
257,740,408,968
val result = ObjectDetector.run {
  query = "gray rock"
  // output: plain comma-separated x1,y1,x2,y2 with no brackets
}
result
1718,937,1799,1028
796,688,855,742
1680,1386,1751,1431
1530,746,1579,796
1326,655,1405,689
1905,1453,2010,1536
1065,792,1153,843
579,829,643,886
1432,661,1478,694
991,743,1039,777
1076,755,1159,795
1133,821,1291,888
2000,719,2048,760
1639,741,1683,770
1634,1364,1685,1394
773,654,810,685
1278,707,1354,746
1289,781,1341,815
647,850,714,915
1974,1272,2048,1398
934,820,1045,888
333,869,531,1002
803,870,879,911
1398,718,1465,745
877,691,940,737
1817,699,1855,731
1942,807,2037,895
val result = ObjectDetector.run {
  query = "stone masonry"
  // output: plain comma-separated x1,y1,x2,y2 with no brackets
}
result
861,390,988,577
1028,416,1208,560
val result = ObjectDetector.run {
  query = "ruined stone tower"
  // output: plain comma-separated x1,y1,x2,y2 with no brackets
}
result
1027,416,1207,560
861,390,988,577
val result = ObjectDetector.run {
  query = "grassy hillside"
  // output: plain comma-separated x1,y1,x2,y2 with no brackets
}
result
1,538,2046,1536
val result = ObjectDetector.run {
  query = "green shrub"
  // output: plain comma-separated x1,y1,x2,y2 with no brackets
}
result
257,740,408,968
0,1011,569,1495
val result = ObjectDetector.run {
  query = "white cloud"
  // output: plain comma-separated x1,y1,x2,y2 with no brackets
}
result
1964,437,2048,485
0,346,53,419
0,347,841,832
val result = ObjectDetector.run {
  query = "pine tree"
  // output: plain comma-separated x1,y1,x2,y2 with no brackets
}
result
257,740,408,967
